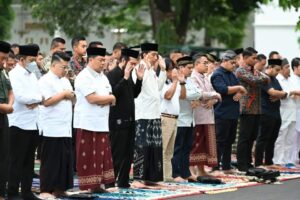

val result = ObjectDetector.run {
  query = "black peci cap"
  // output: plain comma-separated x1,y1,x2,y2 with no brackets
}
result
87,47,106,57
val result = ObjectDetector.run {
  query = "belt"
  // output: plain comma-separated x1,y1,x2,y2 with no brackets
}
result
161,113,178,119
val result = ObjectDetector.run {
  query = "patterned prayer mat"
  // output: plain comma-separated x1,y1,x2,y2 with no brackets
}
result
32,163,300,199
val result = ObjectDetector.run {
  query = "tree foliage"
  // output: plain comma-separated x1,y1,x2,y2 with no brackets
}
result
0,0,14,40
20,0,300,48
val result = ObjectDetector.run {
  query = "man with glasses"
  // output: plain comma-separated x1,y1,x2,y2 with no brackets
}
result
189,54,221,177
38,52,75,199
211,50,247,174
235,47,269,172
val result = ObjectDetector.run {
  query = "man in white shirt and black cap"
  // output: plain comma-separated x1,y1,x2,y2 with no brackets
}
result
132,42,166,187
7,44,42,200
38,51,75,199
74,47,116,192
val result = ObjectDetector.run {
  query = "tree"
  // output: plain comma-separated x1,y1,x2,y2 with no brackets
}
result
0,0,14,40
22,0,297,48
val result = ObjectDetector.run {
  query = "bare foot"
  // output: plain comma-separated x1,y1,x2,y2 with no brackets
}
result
39,192,55,199
106,187,119,192
198,172,212,177
131,181,148,188
173,176,186,182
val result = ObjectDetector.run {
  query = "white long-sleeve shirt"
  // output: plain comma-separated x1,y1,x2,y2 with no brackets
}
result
8,64,42,130
134,60,166,120
289,74,300,131
277,73,297,122
177,77,202,127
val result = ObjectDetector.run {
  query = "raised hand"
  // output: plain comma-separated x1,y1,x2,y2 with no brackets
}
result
136,64,145,80
171,69,178,82
124,63,134,80
178,70,185,83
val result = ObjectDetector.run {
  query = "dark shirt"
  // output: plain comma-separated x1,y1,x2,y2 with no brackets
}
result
261,75,282,119
0,69,12,128
107,66,142,130
211,66,240,120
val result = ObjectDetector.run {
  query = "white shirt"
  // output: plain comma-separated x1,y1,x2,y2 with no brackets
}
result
134,60,167,120
276,73,297,122
38,71,73,137
74,67,112,132
8,64,42,130
177,77,202,127
289,74,300,130
160,80,181,116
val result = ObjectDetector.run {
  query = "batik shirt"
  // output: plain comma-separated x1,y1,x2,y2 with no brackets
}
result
235,65,269,115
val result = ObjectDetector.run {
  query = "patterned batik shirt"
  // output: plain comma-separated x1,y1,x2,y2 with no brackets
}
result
235,65,269,115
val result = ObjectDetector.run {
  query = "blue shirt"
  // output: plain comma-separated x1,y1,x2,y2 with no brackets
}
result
211,66,240,120
261,75,282,119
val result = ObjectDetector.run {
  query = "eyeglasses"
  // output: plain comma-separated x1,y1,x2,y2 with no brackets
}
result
57,64,69,70
228,60,237,65
200,61,210,65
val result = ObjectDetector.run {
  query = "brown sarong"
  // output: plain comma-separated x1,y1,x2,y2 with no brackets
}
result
76,129,115,190
189,124,218,167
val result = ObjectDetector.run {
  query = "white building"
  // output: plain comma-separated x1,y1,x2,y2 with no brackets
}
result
254,0,300,61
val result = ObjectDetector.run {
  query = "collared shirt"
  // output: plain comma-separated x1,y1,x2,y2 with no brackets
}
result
177,77,202,127
211,66,240,120
8,64,42,130
38,71,73,137
290,74,300,131
69,56,86,76
277,73,297,122
0,69,12,128
74,66,112,132
160,79,181,116
261,74,282,119
235,66,269,115
134,60,167,120
41,54,52,72
192,71,217,124
0,69,11,104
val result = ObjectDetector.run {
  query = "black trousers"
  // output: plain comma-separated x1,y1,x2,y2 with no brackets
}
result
7,126,39,197
110,126,135,187
171,126,193,179
237,114,260,171
255,114,281,166
40,137,74,192
0,120,9,197
215,119,238,170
